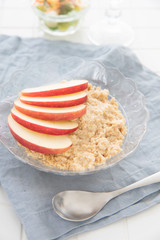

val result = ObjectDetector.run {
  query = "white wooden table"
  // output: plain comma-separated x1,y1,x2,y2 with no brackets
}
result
0,0,160,239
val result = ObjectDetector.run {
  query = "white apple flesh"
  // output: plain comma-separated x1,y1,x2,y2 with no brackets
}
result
20,91,87,107
14,99,86,121
21,80,88,97
8,115,72,154
11,108,78,135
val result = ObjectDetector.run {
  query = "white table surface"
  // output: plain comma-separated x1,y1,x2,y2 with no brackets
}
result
0,0,160,239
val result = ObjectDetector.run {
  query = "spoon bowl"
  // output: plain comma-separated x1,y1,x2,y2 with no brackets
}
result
53,191,108,221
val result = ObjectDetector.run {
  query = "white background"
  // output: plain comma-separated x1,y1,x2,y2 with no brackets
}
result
0,0,160,239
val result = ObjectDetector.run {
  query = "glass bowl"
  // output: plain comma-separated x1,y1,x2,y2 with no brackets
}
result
0,57,149,175
32,0,89,36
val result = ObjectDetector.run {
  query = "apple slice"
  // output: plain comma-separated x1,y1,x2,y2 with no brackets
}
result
8,115,72,154
14,99,86,121
21,80,88,97
11,107,78,135
20,91,87,108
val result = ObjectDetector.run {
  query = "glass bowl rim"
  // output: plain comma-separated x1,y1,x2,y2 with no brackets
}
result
31,0,89,22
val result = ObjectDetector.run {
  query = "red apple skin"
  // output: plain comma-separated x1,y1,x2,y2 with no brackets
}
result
21,82,88,97
8,125,72,154
11,111,78,135
14,104,87,121
20,95,87,108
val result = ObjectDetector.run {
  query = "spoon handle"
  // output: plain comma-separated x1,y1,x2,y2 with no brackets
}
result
112,171,160,198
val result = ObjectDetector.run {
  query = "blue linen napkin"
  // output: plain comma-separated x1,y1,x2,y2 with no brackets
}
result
0,35,160,240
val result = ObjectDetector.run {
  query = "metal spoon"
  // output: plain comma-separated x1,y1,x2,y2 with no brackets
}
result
52,171,160,221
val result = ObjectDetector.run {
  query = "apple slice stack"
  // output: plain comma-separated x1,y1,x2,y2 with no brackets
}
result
8,80,88,154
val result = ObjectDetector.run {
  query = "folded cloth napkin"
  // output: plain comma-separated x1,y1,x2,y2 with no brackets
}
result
0,35,160,240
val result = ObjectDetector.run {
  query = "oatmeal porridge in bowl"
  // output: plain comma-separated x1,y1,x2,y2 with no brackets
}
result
0,59,148,175
26,83,127,171
8,80,127,172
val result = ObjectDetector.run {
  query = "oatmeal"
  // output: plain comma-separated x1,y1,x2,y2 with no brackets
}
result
25,83,127,171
